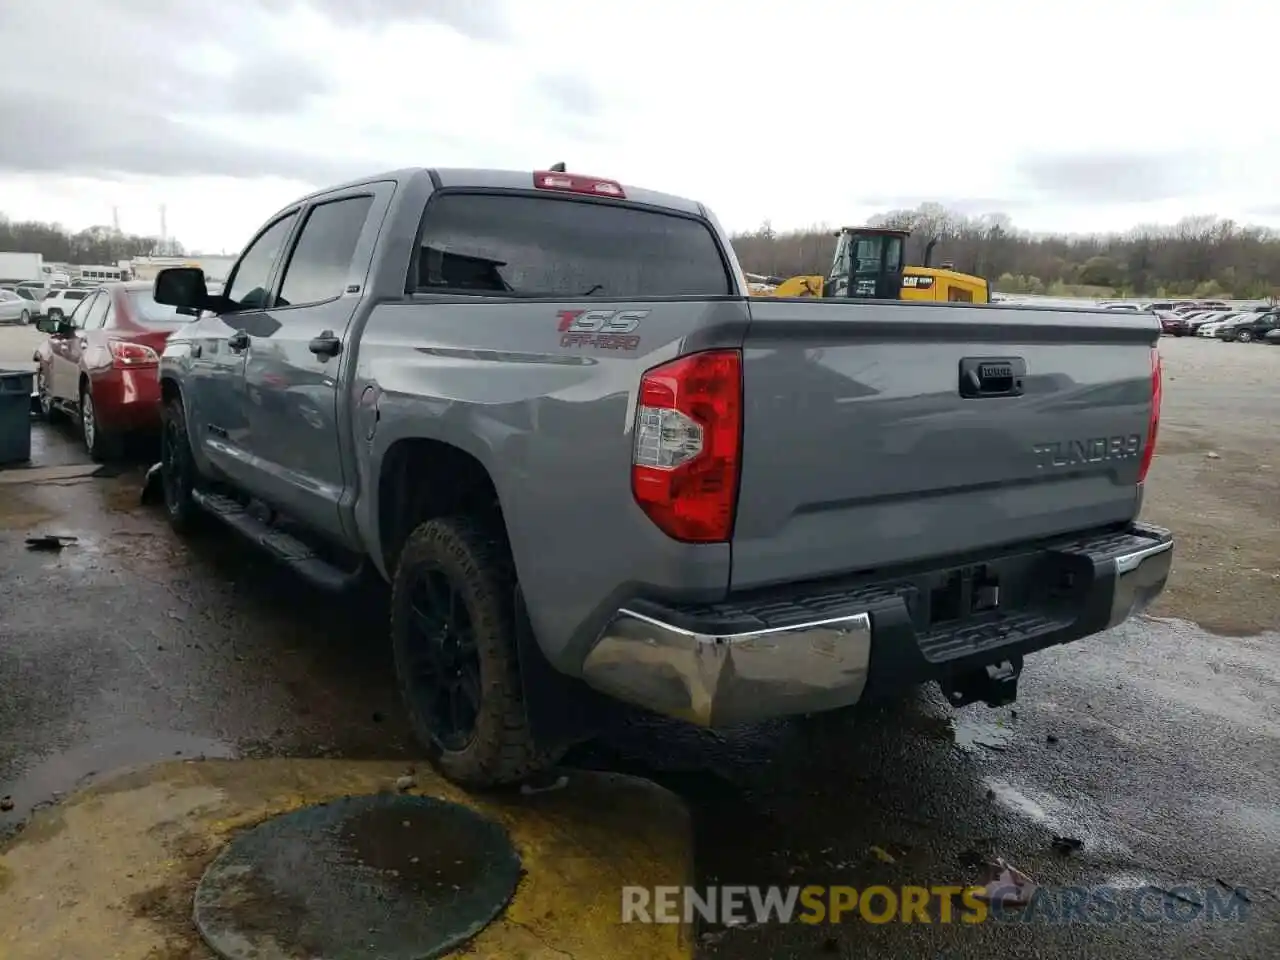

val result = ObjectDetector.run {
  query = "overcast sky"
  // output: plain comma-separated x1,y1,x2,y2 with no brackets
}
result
0,0,1272,253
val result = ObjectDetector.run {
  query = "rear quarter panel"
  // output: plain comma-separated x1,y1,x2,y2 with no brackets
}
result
353,296,750,674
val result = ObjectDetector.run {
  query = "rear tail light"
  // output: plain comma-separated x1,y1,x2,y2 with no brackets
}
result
631,350,742,542
533,170,625,199
1137,346,1161,483
108,339,160,369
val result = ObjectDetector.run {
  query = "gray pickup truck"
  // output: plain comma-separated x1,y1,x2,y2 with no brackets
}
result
150,166,1173,787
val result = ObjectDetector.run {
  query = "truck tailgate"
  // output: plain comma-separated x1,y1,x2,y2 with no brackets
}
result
731,300,1159,590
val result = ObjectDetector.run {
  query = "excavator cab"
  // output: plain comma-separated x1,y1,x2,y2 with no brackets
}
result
823,227,907,299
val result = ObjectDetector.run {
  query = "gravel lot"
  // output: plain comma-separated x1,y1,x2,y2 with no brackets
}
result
1142,335,1280,634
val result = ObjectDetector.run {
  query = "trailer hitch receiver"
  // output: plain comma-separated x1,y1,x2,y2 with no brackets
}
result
943,658,1021,708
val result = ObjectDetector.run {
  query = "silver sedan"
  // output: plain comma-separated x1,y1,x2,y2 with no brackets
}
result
0,288,36,325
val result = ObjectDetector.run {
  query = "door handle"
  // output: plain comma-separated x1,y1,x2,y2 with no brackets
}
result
308,331,342,358
228,331,250,352
959,357,1026,398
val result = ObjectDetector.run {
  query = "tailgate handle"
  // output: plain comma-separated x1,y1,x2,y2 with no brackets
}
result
959,357,1026,398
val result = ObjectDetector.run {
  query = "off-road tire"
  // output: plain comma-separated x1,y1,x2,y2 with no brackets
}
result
160,395,204,535
390,516,557,788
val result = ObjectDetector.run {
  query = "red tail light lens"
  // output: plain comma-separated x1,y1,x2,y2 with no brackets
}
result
631,350,742,542
1137,346,1161,483
109,339,160,369
533,170,625,199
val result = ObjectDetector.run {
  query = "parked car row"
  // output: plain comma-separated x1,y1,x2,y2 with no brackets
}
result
1145,299,1280,344
1190,310,1270,340
1104,298,1233,315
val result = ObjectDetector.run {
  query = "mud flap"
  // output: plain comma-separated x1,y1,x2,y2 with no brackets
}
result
513,586,615,750
140,461,164,505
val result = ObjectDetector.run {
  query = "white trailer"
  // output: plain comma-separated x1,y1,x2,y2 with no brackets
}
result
0,252,44,283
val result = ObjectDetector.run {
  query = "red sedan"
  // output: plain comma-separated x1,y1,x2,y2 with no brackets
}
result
33,281,191,460
1155,310,1190,336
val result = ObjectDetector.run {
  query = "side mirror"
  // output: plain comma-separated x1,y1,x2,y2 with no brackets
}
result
35,317,60,334
154,267,210,311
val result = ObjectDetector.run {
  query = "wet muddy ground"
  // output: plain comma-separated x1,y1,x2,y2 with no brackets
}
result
1,334,1278,958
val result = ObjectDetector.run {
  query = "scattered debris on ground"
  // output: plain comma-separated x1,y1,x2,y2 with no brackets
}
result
869,845,896,864
976,858,1037,907
24,534,76,551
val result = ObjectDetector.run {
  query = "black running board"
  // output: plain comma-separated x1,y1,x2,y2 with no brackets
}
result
191,489,364,592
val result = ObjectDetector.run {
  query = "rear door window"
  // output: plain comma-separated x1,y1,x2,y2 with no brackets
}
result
414,193,731,298
276,195,374,307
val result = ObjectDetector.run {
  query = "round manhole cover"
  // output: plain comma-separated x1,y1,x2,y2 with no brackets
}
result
194,793,522,960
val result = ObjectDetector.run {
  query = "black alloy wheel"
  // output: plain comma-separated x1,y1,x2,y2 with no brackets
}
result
405,568,483,751
159,397,203,534
389,517,556,788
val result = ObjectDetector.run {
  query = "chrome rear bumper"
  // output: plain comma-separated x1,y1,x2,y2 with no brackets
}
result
582,608,872,727
581,523,1173,727
1107,533,1173,629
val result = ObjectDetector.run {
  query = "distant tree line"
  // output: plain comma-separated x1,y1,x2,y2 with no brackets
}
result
733,203,1280,300
0,213,186,265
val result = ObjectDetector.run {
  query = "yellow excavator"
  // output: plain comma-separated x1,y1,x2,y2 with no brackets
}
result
756,226,991,303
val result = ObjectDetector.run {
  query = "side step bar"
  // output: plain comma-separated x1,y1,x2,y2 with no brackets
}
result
191,489,364,592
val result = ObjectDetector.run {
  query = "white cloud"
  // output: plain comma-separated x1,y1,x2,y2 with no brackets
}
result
0,0,1274,253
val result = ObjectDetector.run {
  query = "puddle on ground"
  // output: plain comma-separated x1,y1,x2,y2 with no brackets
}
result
882,700,1017,755
0,730,235,836
952,713,1016,753
339,803,488,895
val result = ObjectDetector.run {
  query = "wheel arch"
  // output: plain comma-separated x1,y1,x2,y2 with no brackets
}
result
374,436,505,578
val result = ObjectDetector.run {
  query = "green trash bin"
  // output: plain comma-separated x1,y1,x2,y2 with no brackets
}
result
0,368,35,466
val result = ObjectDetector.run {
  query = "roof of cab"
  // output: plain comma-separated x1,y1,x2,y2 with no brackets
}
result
432,168,705,216
285,167,706,218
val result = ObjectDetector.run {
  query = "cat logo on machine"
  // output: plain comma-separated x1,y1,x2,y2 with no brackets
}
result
556,309,647,350
902,275,935,289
